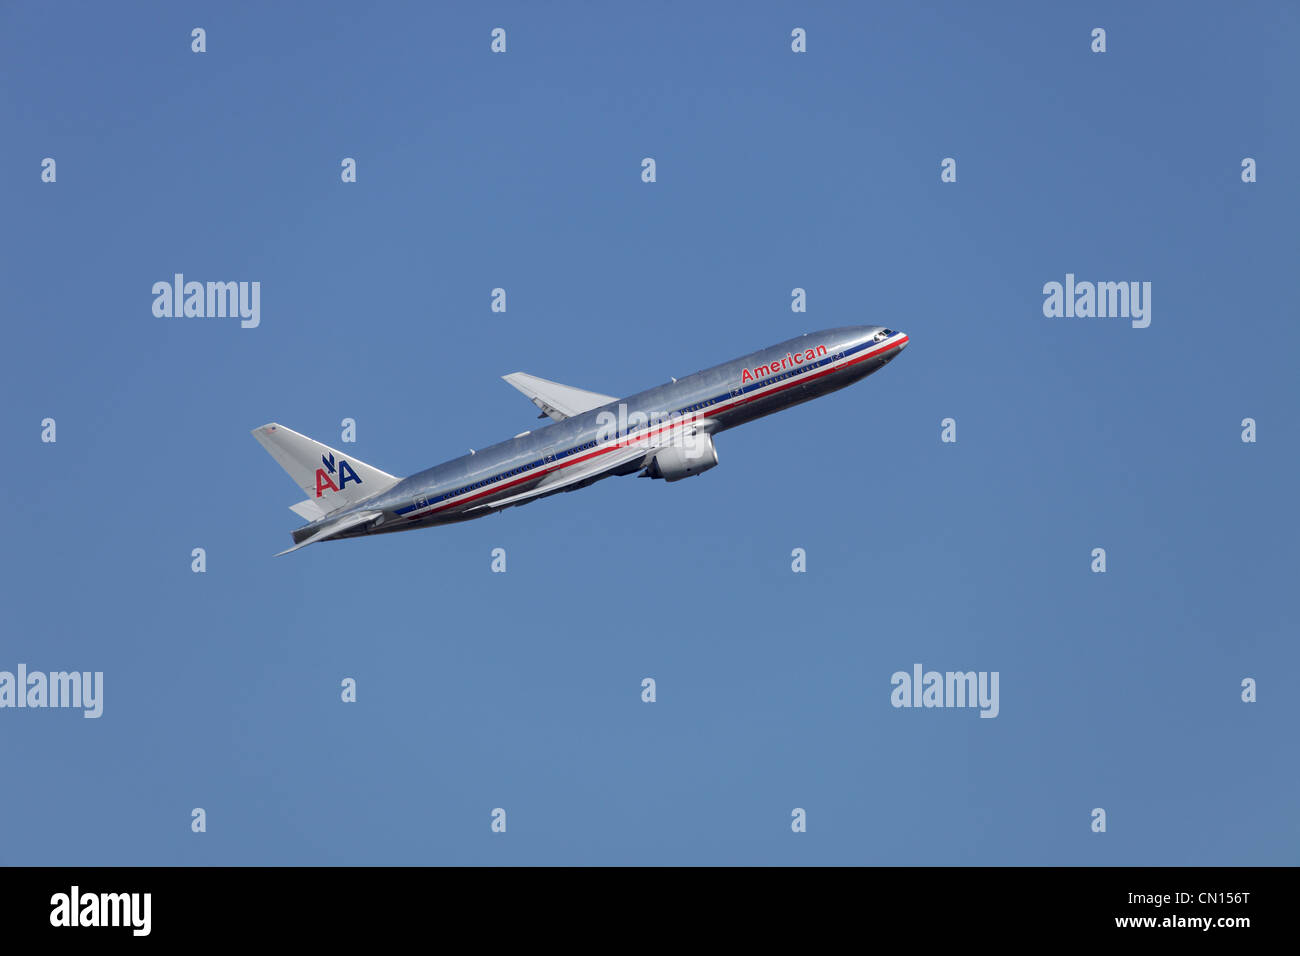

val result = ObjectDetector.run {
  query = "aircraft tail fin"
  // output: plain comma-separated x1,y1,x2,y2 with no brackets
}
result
251,423,401,515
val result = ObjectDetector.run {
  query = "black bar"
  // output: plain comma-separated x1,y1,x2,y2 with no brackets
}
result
0,866,1282,942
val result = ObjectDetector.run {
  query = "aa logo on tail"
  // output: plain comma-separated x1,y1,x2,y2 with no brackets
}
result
316,452,362,497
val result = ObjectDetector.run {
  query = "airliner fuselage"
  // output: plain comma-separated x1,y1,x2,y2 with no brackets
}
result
253,325,908,553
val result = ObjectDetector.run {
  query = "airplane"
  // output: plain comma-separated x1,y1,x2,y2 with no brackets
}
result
252,325,909,554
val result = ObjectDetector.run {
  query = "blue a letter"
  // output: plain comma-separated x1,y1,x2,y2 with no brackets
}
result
337,460,362,489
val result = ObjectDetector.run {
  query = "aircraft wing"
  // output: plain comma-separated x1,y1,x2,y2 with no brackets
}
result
502,372,616,422
275,509,382,556
469,442,653,513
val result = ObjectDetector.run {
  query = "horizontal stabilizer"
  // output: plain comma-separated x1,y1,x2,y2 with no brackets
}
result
275,509,381,556
289,499,326,521
502,372,615,422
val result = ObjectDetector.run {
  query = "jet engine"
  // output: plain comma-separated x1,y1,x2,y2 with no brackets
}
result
641,433,719,482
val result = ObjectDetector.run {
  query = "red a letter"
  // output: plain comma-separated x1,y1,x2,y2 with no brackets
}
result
315,469,340,498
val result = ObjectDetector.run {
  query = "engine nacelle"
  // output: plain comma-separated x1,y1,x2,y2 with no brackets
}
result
643,433,719,482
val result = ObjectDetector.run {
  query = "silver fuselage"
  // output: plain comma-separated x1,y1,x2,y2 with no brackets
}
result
296,325,908,543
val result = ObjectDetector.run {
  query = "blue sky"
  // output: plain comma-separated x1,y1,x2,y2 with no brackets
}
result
1,1,1296,865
